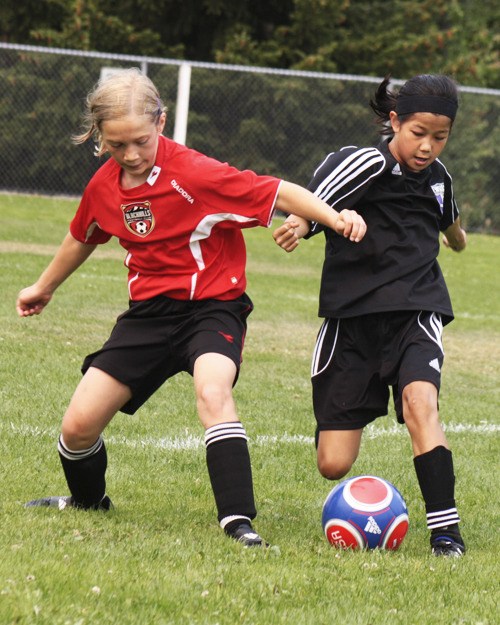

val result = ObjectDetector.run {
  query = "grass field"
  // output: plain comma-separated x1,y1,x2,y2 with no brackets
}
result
1,193,499,625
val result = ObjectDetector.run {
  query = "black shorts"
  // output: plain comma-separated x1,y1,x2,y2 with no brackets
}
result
82,293,254,414
311,311,445,430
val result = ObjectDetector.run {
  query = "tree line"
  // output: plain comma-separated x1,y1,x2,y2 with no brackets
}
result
1,0,499,89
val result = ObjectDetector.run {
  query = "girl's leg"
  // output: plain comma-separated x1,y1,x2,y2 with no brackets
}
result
61,366,132,448
193,352,238,430
316,429,363,480
194,353,263,545
58,367,132,509
401,380,447,456
402,380,465,556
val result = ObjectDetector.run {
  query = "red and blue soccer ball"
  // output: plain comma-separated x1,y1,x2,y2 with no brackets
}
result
322,475,409,550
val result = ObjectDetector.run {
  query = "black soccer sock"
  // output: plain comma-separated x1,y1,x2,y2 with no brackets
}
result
413,445,463,542
204,422,257,532
58,435,108,509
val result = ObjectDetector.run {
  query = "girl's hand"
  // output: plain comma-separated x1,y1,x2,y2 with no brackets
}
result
16,285,52,317
442,228,467,252
442,221,467,252
273,220,302,253
335,209,367,242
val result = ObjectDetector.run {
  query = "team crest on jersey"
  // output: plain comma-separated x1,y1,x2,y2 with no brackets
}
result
431,182,445,212
122,201,155,237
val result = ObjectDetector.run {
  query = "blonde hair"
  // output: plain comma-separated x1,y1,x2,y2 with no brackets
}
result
72,68,167,156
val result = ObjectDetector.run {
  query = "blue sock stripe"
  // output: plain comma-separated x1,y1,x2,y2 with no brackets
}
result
204,422,248,447
58,435,103,461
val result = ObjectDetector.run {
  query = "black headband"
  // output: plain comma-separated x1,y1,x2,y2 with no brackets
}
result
395,95,458,121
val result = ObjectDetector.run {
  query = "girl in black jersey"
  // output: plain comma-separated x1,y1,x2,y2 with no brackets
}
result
273,74,467,557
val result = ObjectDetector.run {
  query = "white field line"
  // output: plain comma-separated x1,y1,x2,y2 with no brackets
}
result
4,421,499,451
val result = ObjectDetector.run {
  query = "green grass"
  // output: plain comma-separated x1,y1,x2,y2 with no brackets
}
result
0,193,499,625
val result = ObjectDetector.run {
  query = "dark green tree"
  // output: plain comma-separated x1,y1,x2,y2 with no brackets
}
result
0,0,66,43
214,0,500,88
1,0,499,88
441,0,500,87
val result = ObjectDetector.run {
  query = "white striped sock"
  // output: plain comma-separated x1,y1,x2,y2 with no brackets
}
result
219,515,251,530
204,422,248,448
426,507,460,529
58,435,104,461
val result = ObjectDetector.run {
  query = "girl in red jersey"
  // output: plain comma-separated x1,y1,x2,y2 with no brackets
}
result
273,74,467,556
16,68,366,546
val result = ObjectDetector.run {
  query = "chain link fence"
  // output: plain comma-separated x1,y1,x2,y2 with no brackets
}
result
1,43,499,233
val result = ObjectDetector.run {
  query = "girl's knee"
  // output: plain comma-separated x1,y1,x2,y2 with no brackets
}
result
316,429,362,480
317,456,353,481
195,381,236,427
61,411,103,450
402,383,438,425
60,426,95,450
197,382,227,409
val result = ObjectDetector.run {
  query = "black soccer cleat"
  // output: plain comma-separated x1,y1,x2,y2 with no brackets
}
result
25,495,113,511
228,522,268,547
431,536,466,558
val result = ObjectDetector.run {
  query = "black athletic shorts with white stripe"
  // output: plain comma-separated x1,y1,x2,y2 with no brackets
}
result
311,311,445,430
82,293,253,414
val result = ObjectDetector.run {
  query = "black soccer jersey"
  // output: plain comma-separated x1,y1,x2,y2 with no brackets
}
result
306,139,459,324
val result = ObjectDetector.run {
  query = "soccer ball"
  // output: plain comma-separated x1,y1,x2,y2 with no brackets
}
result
322,475,409,550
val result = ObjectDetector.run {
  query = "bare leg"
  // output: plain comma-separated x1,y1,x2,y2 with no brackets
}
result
61,366,132,449
193,353,238,429
402,380,448,456
316,429,364,480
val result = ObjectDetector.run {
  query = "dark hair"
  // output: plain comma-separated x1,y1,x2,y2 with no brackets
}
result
370,74,459,135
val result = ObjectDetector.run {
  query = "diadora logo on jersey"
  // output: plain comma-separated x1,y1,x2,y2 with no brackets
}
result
429,358,441,372
391,163,402,176
122,201,155,237
171,179,194,204
364,516,382,534
147,166,161,186
431,182,445,212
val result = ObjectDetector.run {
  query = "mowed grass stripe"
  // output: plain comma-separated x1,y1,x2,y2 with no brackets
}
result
3,421,499,450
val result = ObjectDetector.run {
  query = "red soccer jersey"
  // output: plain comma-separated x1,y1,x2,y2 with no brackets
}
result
70,136,281,301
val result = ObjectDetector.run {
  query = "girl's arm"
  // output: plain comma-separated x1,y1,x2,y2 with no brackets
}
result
275,181,366,243
16,232,97,317
442,218,467,252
